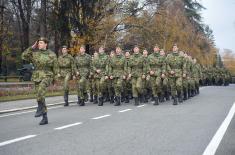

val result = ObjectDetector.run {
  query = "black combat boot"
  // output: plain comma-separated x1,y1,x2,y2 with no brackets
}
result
84,93,88,102
35,100,44,117
165,91,170,101
114,96,121,106
80,99,85,106
153,97,159,105
110,96,114,104
77,96,81,105
39,113,48,125
98,96,103,106
183,90,188,100
125,95,129,103
121,93,125,103
64,91,69,106
159,94,164,103
191,90,195,97
89,93,94,102
178,92,183,103
93,95,98,104
139,94,144,104
173,96,178,105
134,97,139,106
188,89,191,98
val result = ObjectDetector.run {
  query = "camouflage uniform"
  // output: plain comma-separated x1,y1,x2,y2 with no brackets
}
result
109,54,126,106
22,46,58,118
128,53,146,105
92,52,109,106
58,53,76,106
74,53,91,106
147,52,166,105
166,51,186,105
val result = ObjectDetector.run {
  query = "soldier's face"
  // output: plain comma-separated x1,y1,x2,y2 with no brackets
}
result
38,41,47,50
125,52,130,58
173,46,178,52
116,47,121,55
154,47,159,52
99,47,104,54
80,47,85,54
143,50,148,56
160,50,165,56
62,48,68,55
133,47,139,54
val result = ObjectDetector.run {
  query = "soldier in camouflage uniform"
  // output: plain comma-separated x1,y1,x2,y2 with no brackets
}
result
191,58,201,95
166,44,186,105
107,51,115,104
58,46,76,106
22,37,58,125
123,51,132,103
108,47,126,106
160,49,170,101
91,52,99,104
146,44,166,105
142,49,151,103
92,46,109,106
127,46,146,106
74,45,92,106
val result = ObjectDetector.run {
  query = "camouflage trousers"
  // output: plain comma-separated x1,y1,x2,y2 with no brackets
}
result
107,80,115,98
150,76,162,97
162,77,170,93
182,77,189,92
131,77,143,97
93,77,107,97
112,78,123,96
34,77,53,112
76,76,88,99
169,77,182,97
61,73,71,93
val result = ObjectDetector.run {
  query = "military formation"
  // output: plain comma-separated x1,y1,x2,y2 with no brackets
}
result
22,37,232,125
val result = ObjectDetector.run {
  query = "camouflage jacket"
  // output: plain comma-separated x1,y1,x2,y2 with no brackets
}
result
128,53,146,77
165,52,186,78
147,52,166,77
74,53,91,78
58,54,76,77
109,54,126,78
21,47,58,82
92,53,109,78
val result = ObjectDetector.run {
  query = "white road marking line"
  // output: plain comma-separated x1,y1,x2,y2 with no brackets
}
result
118,109,132,113
137,104,146,108
54,122,83,130
92,114,111,120
202,102,235,155
0,106,63,118
0,135,37,147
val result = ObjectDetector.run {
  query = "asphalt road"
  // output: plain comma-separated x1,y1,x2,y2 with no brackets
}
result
0,85,235,155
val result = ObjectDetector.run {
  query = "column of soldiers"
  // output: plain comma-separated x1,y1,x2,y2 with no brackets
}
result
22,37,232,125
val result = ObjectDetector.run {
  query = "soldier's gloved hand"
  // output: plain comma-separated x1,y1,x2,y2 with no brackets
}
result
150,71,155,75
73,76,76,80
96,69,101,73
123,75,126,79
110,76,113,80
57,74,61,77
105,76,109,80
128,74,132,79
142,75,146,79
170,71,175,74
161,74,165,78
183,74,186,78
76,72,80,76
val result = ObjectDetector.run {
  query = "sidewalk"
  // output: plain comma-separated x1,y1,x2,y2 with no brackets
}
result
0,95,78,114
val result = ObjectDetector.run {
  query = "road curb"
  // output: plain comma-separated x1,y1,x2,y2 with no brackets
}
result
0,100,77,115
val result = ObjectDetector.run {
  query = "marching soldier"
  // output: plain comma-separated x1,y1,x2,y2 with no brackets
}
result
108,47,126,106
58,45,76,106
127,45,146,106
166,44,186,105
22,37,59,125
74,45,92,106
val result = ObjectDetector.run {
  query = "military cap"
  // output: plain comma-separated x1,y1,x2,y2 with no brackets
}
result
38,37,48,44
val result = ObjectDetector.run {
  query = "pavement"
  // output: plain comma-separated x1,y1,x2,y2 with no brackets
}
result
0,85,235,155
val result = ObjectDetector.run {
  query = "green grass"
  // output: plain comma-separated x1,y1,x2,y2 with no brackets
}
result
0,91,77,102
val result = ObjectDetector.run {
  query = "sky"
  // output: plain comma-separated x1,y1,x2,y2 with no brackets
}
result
201,0,235,54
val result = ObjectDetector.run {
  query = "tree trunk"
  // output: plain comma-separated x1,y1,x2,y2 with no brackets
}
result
0,2,4,75
40,0,47,37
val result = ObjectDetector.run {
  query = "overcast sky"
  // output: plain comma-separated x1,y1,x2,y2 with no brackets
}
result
201,0,235,53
